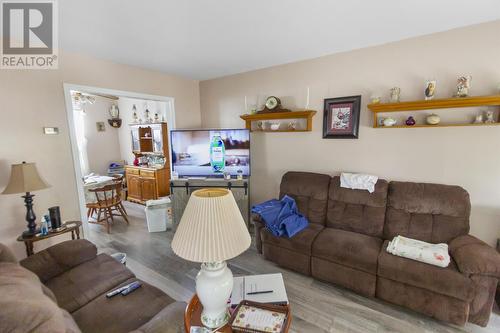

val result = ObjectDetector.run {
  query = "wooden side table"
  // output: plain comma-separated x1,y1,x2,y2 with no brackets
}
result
184,294,291,333
17,220,82,257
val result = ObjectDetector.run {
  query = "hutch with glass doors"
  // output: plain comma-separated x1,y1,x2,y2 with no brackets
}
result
126,123,170,204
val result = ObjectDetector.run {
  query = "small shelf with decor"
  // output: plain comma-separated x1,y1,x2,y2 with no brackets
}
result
368,95,500,128
240,110,317,132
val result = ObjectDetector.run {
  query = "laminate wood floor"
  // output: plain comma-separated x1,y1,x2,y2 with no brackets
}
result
87,202,500,333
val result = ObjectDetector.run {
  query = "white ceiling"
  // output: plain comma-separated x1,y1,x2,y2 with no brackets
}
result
60,0,500,81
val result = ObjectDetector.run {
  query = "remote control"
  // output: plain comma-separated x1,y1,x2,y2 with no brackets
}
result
106,281,137,298
120,281,142,296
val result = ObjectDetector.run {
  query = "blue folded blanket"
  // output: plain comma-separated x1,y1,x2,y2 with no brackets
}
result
252,195,309,238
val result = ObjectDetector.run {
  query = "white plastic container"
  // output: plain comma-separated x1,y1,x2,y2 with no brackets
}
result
145,197,172,232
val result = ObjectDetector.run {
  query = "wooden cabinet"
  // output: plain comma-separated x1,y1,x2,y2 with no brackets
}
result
141,177,157,201
125,166,169,204
127,174,142,201
126,122,170,204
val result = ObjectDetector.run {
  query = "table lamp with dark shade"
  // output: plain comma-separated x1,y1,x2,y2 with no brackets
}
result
2,162,50,236
172,188,251,329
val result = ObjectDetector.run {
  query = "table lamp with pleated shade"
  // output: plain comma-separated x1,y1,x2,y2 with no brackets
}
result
172,188,251,328
2,162,50,236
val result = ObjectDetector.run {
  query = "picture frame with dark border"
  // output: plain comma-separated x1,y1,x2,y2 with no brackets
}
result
323,95,361,139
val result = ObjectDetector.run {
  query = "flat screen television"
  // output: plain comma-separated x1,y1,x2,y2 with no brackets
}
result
171,129,250,177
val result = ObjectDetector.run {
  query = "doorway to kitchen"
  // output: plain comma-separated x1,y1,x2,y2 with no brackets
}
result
63,84,175,238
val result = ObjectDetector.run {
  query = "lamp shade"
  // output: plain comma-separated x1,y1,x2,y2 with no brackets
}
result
172,188,251,263
2,162,50,194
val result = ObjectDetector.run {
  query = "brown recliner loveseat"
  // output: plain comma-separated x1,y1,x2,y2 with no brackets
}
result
0,239,185,333
254,171,500,327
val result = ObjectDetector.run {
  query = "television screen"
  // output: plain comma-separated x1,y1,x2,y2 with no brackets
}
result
171,129,250,177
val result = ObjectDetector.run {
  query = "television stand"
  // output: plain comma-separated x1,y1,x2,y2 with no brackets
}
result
170,178,250,228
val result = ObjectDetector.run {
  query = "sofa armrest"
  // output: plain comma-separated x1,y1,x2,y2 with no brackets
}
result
20,239,97,283
449,235,500,278
252,213,265,254
0,243,17,263
130,301,186,333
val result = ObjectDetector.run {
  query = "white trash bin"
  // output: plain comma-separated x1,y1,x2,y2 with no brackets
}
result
145,197,172,232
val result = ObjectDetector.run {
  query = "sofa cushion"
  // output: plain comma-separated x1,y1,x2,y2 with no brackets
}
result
326,176,388,237
72,278,174,333
21,239,98,283
261,223,323,255
46,253,134,313
279,171,331,225
378,240,474,301
0,262,81,333
384,181,470,243
312,228,382,274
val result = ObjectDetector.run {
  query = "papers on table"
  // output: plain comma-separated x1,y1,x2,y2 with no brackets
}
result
84,175,114,184
231,273,288,306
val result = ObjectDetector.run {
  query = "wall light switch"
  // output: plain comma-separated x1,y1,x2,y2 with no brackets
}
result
43,127,59,135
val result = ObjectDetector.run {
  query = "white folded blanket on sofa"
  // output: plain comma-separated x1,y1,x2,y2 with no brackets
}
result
386,235,450,268
340,172,378,193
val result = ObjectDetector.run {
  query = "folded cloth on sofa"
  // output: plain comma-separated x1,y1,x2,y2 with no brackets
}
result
386,235,450,268
340,172,378,193
251,195,308,238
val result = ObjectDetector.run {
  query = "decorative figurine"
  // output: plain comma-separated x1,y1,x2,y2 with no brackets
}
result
405,116,416,126
154,112,159,123
144,109,151,123
270,122,280,131
288,121,297,130
390,87,401,103
474,114,484,124
370,95,381,104
256,121,264,131
424,80,436,100
383,117,397,127
454,75,472,97
426,114,441,125
484,110,495,123
132,104,138,123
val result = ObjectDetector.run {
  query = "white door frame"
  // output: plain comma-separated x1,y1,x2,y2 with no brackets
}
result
63,83,176,237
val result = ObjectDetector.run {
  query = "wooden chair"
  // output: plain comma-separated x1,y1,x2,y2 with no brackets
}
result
86,181,129,233
111,174,128,215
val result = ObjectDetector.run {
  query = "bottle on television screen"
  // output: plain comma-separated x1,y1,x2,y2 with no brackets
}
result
210,132,225,173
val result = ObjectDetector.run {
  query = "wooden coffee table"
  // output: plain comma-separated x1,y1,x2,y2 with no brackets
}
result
184,294,291,333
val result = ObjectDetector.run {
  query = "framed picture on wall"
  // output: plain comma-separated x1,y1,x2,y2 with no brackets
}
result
323,95,361,139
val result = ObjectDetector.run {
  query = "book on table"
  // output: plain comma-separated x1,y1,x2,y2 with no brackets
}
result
231,273,289,306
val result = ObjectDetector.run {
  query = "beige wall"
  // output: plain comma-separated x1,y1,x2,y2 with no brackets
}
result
200,20,500,246
81,96,122,175
0,52,201,259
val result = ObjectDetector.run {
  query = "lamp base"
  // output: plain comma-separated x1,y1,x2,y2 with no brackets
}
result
196,261,233,329
22,228,39,238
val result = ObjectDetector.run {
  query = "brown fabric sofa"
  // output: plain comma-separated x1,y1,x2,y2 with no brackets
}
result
254,171,500,327
0,239,185,333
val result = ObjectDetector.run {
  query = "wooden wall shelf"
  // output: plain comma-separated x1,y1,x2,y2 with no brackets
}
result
368,95,500,128
368,95,500,113
376,123,500,129
240,110,317,132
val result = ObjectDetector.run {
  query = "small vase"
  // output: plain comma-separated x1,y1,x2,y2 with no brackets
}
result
405,116,416,126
